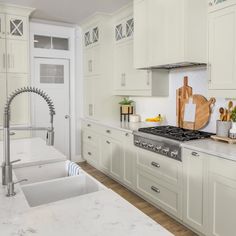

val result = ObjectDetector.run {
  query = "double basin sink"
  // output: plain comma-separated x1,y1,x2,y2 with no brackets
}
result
14,161,106,207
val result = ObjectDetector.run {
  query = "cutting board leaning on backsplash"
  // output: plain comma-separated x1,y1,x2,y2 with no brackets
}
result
176,77,216,130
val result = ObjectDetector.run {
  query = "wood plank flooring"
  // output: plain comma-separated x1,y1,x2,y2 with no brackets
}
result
79,161,198,236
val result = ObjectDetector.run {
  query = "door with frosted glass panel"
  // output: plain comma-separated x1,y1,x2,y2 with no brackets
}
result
33,58,70,157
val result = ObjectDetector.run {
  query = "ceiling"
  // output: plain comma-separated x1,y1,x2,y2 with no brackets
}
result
1,0,132,24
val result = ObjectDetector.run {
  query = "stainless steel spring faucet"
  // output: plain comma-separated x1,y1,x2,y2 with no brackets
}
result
1,87,56,196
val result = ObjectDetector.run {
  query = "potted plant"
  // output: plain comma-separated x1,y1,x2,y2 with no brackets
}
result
229,107,236,139
119,97,134,114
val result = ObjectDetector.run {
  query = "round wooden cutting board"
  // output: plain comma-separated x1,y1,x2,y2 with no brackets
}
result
181,95,216,130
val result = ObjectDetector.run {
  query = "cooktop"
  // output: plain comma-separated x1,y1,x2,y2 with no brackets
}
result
138,125,214,142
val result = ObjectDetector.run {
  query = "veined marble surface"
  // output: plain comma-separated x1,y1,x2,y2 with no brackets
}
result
0,137,66,166
181,138,236,162
0,169,173,236
81,118,162,133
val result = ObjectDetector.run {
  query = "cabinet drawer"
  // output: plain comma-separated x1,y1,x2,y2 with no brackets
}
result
137,169,181,218
83,144,99,166
99,126,132,141
82,129,100,147
81,120,100,131
137,149,182,186
209,156,236,181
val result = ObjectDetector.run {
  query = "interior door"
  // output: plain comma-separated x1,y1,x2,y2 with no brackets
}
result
33,58,70,157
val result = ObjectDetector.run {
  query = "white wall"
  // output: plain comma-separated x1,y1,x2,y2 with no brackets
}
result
131,67,229,133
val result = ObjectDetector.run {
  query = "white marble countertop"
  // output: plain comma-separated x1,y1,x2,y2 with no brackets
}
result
0,169,173,236
0,137,66,167
181,139,236,162
81,118,162,133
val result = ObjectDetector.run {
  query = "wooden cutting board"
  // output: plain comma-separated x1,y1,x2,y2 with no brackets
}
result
181,95,216,130
176,76,193,127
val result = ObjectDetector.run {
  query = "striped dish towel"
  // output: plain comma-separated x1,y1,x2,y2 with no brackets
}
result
65,160,81,176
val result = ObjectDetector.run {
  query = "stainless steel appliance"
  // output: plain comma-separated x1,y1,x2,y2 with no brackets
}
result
133,126,213,162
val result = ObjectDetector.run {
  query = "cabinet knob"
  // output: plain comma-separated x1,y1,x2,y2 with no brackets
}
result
125,133,129,137
106,140,111,144
151,186,160,193
191,152,200,157
151,162,160,168
87,124,91,127
88,136,92,139
106,130,111,134
88,152,92,156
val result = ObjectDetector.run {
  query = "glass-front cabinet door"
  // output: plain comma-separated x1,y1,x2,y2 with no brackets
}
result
6,15,27,40
0,14,5,38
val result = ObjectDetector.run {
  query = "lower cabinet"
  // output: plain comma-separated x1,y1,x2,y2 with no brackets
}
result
182,148,209,235
208,157,236,236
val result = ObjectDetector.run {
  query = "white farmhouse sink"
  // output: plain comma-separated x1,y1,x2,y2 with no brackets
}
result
21,171,106,207
14,161,68,185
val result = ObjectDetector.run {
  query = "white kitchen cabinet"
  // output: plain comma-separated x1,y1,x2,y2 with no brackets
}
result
100,137,112,174
113,40,169,96
83,46,100,77
110,138,124,181
6,14,28,40
123,133,137,189
208,4,236,97
182,148,209,235
7,39,28,73
0,13,5,38
208,157,236,236
0,38,6,73
133,0,207,69
0,73,7,125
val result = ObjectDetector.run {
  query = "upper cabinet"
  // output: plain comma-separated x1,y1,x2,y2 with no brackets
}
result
6,15,27,40
208,3,236,98
83,25,99,48
133,0,207,69
0,14,5,38
208,0,236,11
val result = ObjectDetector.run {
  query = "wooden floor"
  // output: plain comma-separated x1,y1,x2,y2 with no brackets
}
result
79,162,197,236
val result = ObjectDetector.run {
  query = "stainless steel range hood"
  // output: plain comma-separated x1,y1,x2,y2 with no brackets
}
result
147,62,207,70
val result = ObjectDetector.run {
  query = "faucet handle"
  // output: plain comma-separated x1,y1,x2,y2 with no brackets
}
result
6,179,28,197
10,159,21,164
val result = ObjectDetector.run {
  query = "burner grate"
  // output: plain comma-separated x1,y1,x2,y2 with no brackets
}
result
138,126,214,142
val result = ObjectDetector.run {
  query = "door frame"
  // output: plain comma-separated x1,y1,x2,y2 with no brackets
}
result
30,22,80,161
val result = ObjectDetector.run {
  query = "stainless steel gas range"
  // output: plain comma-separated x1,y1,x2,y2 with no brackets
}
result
133,126,213,162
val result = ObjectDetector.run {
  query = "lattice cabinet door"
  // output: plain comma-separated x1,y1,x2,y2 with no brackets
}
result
6,15,28,40
0,14,6,39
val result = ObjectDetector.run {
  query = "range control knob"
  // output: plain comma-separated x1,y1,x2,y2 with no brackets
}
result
148,144,154,148
134,140,140,145
142,142,148,147
162,147,170,155
155,146,162,152
171,150,179,158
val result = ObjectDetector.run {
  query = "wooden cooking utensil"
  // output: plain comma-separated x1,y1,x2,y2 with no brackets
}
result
219,107,225,121
176,76,193,127
181,95,216,130
227,101,233,121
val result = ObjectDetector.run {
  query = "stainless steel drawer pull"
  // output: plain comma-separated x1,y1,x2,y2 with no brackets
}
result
106,141,111,144
151,162,160,168
106,130,111,134
88,136,92,139
191,152,200,157
151,186,160,193
88,152,92,156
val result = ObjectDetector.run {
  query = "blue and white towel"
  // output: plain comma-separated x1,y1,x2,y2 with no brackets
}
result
66,160,81,176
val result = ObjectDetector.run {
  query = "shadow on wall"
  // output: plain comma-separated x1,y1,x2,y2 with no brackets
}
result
131,67,227,133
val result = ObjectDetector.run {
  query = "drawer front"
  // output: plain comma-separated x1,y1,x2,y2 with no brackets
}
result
82,129,100,146
81,120,100,131
99,126,132,141
83,144,99,167
137,149,181,185
209,156,236,181
137,170,181,218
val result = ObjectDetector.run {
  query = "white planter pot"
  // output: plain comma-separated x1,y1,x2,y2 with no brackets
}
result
229,122,236,139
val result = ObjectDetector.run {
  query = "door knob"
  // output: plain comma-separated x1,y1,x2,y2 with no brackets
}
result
65,115,70,119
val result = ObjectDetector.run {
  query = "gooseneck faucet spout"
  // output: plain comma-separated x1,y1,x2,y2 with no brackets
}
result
1,87,56,195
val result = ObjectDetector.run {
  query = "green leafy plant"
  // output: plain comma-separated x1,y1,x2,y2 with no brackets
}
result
231,107,236,122
119,97,134,106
